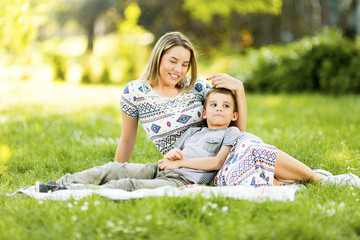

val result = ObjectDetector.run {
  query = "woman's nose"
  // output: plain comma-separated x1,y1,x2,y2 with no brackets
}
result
174,64,181,72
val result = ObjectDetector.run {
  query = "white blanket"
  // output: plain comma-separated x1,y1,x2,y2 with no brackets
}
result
11,184,304,202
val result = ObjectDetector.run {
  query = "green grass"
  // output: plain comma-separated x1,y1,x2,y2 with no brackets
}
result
1,81,360,240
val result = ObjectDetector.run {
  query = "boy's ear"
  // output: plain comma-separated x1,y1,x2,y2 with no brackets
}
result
232,112,238,121
203,109,207,119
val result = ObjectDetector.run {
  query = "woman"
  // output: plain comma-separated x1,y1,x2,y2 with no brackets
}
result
115,31,212,162
115,31,358,187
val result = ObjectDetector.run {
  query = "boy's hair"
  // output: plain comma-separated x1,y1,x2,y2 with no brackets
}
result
204,88,237,112
140,31,197,92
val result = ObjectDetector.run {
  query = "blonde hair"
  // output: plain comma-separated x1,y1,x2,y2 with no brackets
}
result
140,32,197,92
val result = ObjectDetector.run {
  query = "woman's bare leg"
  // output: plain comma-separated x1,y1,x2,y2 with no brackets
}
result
274,149,322,183
273,178,288,186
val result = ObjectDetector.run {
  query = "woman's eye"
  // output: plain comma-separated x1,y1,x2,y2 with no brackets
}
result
170,60,176,63
182,64,189,67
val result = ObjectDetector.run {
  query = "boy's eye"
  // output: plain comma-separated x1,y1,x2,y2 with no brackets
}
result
210,103,217,107
224,104,230,108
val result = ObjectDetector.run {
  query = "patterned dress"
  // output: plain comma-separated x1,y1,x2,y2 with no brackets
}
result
213,132,277,187
120,78,211,154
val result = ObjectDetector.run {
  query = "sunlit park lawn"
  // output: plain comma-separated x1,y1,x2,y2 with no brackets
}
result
1,80,360,239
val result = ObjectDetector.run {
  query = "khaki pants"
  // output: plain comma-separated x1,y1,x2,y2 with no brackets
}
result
56,162,192,191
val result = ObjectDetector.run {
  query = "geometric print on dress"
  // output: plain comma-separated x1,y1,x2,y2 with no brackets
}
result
120,97,138,118
138,102,158,113
120,79,210,155
154,129,184,154
177,114,191,124
195,83,203,92
151,124,161,133
213,132,277,187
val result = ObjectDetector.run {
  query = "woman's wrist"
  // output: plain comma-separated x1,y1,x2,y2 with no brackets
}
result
234,82,245,93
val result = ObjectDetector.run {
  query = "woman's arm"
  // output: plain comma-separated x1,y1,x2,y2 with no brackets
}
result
114,112,139,163
158,145,231,171
207,73,247,131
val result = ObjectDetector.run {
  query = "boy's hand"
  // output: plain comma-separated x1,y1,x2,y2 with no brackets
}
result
164,148,184,161
158,159,180,170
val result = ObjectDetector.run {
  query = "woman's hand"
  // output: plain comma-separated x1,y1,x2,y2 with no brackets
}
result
163,148,184,161
206,73,244,91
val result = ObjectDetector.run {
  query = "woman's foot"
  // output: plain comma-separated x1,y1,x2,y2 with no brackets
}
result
313,169,333,178
321,173,360,187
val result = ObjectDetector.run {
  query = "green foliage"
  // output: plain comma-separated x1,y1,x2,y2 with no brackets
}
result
114,3,153,84
37,3,152,84
1,82,360,239
54,0,121,52
230,28,360,94
183,0,282,23
0,0,36,54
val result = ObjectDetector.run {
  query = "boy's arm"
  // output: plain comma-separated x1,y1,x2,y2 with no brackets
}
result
158,145,231,171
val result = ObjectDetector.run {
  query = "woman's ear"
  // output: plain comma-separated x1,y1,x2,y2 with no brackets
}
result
232,112,238,121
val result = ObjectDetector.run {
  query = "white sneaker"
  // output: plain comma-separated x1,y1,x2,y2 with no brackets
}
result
322,173,360,187
313,169,333,178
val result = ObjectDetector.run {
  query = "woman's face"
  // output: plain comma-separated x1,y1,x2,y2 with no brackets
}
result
159,46,191,88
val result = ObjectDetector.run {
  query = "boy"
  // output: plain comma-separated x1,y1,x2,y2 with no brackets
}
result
36,88,241,192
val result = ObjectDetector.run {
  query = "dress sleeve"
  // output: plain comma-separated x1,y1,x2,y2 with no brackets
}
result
120,81,139,118
193,79,212,100
222,127,241,146
204,80,212,96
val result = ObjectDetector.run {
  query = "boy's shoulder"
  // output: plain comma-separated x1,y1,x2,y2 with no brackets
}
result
227,126,241,132
185,126,202,134
226,126,241,135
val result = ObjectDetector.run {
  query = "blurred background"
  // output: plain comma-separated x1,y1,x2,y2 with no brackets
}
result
1,0,360,94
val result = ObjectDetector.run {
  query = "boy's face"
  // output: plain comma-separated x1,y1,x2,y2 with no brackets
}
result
203,92,238,129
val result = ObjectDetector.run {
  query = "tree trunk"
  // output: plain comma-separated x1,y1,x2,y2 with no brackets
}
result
356,0,360,36
86,21,95,52
320,0,331,25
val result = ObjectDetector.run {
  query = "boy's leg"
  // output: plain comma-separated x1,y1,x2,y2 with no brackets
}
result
96,170,192,191
56,162,158,187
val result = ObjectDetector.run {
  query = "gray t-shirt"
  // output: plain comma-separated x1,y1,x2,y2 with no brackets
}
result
172,126,241,184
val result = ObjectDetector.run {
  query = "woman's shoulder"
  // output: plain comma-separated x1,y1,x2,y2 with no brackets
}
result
123,79,151,94
125,79,149,87
187,79,212,94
